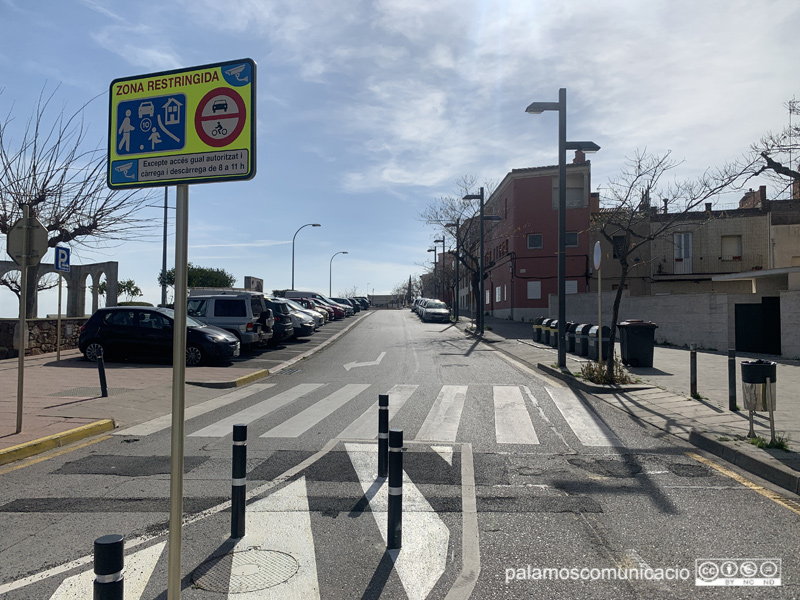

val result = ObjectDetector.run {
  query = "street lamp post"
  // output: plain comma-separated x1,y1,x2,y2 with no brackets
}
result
329,251,348,297
427,248,437,298
433,238,444,300
526,88,599,368
462,188,486,335
292,223,321,290
445,220,460,320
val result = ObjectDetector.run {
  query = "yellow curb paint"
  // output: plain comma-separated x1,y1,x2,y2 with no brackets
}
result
0,419,116,466
0,435,111,475
686,451,800,517
187,369,270,389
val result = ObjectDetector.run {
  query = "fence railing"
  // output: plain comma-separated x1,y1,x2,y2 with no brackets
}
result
652,254,764,276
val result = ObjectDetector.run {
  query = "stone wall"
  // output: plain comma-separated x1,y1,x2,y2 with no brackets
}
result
0,318,86,359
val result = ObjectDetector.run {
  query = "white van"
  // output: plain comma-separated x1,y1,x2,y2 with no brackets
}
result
187,289,273,347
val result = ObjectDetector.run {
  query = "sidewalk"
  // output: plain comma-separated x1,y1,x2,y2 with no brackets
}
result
456,315,800,496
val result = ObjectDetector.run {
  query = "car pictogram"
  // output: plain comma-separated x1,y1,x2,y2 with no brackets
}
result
212,100,228,113
138,101,155,119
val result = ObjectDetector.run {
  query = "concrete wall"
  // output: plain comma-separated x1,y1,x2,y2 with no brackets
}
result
780,290,800,359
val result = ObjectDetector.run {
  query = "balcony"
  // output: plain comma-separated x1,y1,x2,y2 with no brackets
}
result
652,254,765,277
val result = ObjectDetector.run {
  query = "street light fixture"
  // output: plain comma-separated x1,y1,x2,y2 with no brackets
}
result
427,248,436,298
433,238,444,300
526,88,599,368
445,221,459,319
292,223,321,290
329,251,348,297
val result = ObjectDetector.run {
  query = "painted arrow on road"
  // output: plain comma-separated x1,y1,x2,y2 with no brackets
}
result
343,351,386,371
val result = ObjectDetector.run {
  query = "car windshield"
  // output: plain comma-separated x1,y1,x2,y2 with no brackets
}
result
285,299,305,311
426,301,447,309
159,307,204,328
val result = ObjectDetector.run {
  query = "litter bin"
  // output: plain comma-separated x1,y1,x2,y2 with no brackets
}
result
542,319,553,346
549,320,560,348
617,320,658,367
587,325,611,361
575,324,593,357
741,360,777,412
533,317,545,343
567,322,579,353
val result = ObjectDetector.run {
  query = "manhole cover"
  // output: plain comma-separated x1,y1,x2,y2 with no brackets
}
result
191,548,299,593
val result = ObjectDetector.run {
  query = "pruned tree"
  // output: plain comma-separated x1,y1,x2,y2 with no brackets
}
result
746,99,800,195
159,263,236,289
593,149,752,381
98,278,142,302
0,86,156,315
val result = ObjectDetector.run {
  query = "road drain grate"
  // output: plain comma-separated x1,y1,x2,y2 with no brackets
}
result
191,548,299,593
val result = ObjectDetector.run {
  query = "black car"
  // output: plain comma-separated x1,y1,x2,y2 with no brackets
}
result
263,297,295,344
78,307,240,366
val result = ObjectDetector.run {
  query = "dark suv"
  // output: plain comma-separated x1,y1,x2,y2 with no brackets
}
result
263,297,295,345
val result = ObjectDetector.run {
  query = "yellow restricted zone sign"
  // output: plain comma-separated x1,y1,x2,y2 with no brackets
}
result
108,58,256,189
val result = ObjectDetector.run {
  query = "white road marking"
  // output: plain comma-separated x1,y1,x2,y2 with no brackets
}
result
415,385,468,442
337,384,418,439
346,443,449,600
493,386,539,445
115,384,276,436
546,387,622,447
190,384,324,437
343,351,387,371
234,477,320,599
262,384,371,438
48,542,165,600
431,445,454,465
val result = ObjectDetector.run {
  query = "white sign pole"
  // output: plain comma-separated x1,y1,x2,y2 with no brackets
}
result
594,241,603,369
15,205,30,434
167,184,189,600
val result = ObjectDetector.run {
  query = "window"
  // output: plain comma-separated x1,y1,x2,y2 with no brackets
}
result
105,310,135,327
138,311,170,330
527,233,543,249
527,281,541,299
721,235,742,260
495,286,501,302
503,285,507,301
612,235,625,259
485,290,490,305
214,299,247,317
187,299,207,317
566,231,578,247
565,280,578,294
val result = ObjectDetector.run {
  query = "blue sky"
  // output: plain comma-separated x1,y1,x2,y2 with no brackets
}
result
1,0,798,317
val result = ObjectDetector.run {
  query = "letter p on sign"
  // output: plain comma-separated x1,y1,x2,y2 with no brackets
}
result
55,246,70,272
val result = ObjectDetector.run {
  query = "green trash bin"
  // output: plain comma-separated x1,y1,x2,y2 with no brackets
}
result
618,320,658,367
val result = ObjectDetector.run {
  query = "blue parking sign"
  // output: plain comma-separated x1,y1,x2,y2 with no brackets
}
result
55,246,70,272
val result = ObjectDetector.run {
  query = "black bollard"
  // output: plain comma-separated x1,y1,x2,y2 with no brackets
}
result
378,394,389,478
728,349,737,411
690,343,697,398
94,534,124,600
231,423,247,539
387,429,403,550
97,349,108,398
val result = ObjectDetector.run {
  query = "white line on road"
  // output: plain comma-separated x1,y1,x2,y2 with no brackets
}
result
261,384,371,438
415,385,468,442
546,387,622,447
115,384,276,436
337,384,418,439
190,384,324,437
494,386,539,444
343,351,387,371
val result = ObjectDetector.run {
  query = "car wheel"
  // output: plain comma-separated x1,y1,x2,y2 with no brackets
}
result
186,345,203,366
84,342,105,362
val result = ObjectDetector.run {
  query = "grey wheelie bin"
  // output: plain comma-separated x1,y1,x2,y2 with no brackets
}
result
575,323,592,357
566,322,579,353
617,320,658,367
533,317,545,343
587,325,611,361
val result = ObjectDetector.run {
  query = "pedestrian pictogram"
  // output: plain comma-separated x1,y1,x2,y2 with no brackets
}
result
116,94,186,156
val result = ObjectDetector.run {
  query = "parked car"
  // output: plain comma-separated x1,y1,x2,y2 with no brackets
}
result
285,298,325,327
79,307,240,366
314,297,345,320
262,297,295,344
330,297,355,316
187,289,272,347
420,299,450,322
353,297,370,310
298,297,331,322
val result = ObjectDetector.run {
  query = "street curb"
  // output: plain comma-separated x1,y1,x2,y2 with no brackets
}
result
536,362,654,394
187,369,270,389
688,430,800,495
0,419,116,466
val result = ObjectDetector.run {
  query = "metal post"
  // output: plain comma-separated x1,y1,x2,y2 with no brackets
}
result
15,204,30,434
167,184,189,600
690,343,697,398
387,428,403,550
57,274,63,362
597,265,603,368
378,394,389,478
557,88,567,368
97,349,108,398
767,377,776,445
161,186,168,307
478,187,485,336
231,424,247,538
93,534,124,600
728,349,737,411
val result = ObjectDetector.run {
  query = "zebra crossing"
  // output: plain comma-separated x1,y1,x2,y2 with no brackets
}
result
117,380,624,448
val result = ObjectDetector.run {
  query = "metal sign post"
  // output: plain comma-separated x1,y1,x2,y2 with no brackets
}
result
15,206,30,434
55,246,70,361
594,242,603,368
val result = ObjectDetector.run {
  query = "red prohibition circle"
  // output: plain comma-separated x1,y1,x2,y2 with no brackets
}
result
194,87,247,147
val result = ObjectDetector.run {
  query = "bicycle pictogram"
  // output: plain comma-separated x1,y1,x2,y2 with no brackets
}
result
211,122,228,137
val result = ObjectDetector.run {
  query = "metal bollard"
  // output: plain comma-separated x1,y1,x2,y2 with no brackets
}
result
387,429,403,550
97,350,108,398
728,349,737,411
378,394,389,478
231,424,247,539
94,534,124,600
690,343,697,398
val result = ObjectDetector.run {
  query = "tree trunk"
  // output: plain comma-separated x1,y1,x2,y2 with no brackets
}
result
605,262,629,381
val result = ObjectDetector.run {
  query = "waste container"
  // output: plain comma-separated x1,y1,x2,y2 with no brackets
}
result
542,319,553,346
587,325,611,361
575,324,593,357
617,320,658,367
548,320,560,348
533,317,545,343
566,322,579,353
741,360,777,412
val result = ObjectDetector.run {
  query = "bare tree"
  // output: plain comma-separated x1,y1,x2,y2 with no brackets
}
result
0,86,156,315
593,150,753,381
747,100,800,195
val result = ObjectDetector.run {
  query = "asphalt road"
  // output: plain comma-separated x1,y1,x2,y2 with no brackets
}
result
1,310,799,599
